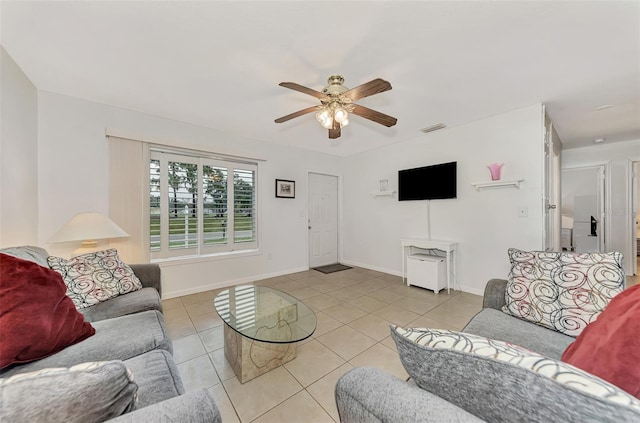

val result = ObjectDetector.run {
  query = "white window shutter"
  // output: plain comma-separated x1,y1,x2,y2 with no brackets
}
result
107,136,150,263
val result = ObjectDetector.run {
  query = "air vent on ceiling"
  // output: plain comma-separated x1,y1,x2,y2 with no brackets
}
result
420,123,446,133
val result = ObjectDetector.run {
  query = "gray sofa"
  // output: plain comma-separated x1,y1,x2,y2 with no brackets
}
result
0,246,221,422
335,279,640,422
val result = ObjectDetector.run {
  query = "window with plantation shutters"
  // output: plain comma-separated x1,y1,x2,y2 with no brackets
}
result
149,149,258,259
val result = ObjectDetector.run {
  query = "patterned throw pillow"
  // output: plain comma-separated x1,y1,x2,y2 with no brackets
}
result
48,249,143,309
0,361,138,422
503,248,624,336
391,326,640,422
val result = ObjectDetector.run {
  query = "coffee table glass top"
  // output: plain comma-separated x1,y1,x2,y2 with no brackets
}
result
214,285,317,344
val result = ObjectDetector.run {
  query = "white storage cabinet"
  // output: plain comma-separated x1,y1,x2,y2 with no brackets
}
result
407,253,446,293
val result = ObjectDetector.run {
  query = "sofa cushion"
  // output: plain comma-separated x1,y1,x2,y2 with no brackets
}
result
562,284,640,398
0,310,171,378
503,248,624,337
462,308,574,359
48,249,143,309
335,366,484,423
0,246,50,268
0,253,95,369
124,349,184,408
391,326,640,423
0,361,137,423
110,390,221,423
79,287,162,322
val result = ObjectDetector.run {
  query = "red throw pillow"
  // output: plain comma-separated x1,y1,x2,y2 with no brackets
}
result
561,284,640,398
0,253,95,369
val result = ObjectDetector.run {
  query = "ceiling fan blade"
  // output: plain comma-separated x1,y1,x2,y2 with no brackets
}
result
351,104,397,127
329,119,341,139
274,106,318,123
344,78,392,101
279,82,327,100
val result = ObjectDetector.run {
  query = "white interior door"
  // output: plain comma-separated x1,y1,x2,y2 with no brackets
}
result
597,165,606,252
308,173,338,268
543,118,562,251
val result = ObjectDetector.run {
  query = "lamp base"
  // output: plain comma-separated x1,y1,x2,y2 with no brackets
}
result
72,240,101,257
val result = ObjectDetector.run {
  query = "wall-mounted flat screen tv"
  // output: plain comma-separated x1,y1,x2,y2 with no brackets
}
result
398,161,457,201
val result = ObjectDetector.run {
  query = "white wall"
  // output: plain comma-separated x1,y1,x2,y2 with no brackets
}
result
0,47,38,247
37,91,342,298
562,139,640,275
3,64,557,297
342,104,546,295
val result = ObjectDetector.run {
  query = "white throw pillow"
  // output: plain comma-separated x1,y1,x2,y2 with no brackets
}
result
48,249,142,309
391,326,640,422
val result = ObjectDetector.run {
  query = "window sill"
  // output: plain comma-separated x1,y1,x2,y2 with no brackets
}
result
151,249,261,267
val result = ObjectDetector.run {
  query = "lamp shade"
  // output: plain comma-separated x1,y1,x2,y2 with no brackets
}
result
48,213,129,244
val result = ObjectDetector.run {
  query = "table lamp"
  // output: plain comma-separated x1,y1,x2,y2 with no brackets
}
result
48,212,129,255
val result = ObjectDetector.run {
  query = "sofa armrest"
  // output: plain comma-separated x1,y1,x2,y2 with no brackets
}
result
110,390,221,423
335,367,484,423
482,279,507,310
129,264,162,296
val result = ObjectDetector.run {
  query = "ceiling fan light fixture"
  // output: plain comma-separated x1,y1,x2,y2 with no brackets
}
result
334,107,348,123
276,75,396,139
316,108,334,129
320,117,334,129
316,108,331,125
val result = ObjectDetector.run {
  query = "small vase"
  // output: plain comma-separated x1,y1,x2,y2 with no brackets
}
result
488,163,504,181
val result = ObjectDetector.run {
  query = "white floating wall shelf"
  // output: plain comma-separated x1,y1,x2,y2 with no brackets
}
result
371,190,397,197
471,179,524,190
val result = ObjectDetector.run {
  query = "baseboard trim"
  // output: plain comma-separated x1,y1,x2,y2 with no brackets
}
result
161,266,309,299
162,260,488,299
341,259,486,296
340,259,402,277
457,285,485,296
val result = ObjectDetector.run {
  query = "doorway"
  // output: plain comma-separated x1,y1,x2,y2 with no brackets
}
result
308,173,339,268
561,165,606,253
630,161,638,275
543,116,561,251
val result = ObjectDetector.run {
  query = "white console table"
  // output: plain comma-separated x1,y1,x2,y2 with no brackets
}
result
401,239,457,294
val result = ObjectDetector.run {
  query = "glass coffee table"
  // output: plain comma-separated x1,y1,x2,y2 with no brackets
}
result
214,285,317,383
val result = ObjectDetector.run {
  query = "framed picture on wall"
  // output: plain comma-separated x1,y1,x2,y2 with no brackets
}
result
275,179,295,198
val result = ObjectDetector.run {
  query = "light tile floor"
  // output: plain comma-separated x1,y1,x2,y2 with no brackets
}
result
164,266,640,423
163,267,483,423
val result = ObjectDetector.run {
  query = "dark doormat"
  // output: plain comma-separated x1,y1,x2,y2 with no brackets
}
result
313,263,352,274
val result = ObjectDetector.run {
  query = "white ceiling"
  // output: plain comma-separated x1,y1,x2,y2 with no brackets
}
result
2,1,639,156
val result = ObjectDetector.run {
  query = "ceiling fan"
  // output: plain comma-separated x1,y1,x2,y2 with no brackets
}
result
275,75,397,139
